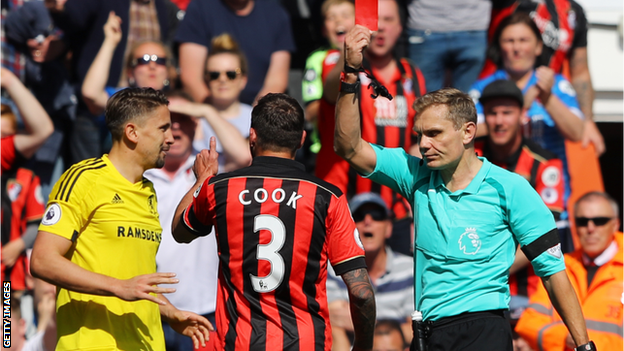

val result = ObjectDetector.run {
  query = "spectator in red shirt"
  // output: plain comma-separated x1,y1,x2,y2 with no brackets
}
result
0,67,53,173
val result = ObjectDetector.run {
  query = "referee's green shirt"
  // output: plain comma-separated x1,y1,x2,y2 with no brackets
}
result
365,144,566,321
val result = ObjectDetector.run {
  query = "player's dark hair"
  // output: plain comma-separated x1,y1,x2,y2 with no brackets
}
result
105,87,169,141
251,93,304,154
374,319,407,348
488,12,544,68
414,87,477,130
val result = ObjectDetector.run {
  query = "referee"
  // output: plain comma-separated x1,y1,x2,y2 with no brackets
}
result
172,93,376,351
31,88,212,350
333,25,596,351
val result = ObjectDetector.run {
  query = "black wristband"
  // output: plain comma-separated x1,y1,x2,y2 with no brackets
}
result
575,341,597,351
340,79,360,94
344,63,363,74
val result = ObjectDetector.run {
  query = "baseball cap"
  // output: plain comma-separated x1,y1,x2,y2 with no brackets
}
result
479,79,524,108
349,192,392,218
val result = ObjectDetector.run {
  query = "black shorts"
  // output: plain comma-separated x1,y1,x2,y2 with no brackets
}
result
412,310,513,351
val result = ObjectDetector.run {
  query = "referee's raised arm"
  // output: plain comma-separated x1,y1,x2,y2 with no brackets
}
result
334,25,378,176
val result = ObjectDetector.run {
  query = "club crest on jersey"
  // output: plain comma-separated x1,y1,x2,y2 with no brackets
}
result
42,203,61,226
542,166,561,187
459,227,481,255
6,180,22,201
147,194,157,215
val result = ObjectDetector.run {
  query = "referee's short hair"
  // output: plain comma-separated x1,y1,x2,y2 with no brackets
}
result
251,93,305,153
414,88,477,130
105,87,169,141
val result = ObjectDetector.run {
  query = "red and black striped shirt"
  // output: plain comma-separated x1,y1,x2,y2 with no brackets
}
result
183,156,366,351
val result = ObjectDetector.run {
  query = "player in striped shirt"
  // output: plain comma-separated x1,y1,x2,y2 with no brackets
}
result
172,93,376,351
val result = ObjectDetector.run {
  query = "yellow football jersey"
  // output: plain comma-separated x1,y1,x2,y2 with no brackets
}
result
40,155,165,351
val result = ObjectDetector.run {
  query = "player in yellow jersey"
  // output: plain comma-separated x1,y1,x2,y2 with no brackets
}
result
30,88,213,351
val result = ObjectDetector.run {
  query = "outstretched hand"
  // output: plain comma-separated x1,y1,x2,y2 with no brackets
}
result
168,310,214,349
193,137,219,181
115,272,178,305
344,25,372,69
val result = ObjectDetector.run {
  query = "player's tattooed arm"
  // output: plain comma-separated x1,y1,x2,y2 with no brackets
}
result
342,267,376,351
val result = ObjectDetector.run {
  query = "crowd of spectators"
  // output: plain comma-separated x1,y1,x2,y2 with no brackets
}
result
1,0,619,350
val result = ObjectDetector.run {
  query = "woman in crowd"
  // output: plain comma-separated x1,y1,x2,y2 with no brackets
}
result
185,33,253,172
82,14,250,171
81,12,173,152
81,12,173,116
469,11,584,250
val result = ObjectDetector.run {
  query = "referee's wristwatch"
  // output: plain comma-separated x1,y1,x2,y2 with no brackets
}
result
575,341,597,351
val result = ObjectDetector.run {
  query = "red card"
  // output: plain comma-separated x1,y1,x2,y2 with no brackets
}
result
355,0,378,31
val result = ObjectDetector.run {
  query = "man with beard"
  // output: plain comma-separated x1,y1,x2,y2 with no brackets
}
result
30,88,212,351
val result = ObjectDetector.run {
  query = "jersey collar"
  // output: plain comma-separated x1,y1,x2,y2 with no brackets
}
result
430,157,491,196
252,156,305,172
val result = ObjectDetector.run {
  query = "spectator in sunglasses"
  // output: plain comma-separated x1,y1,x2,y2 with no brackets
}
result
326,192,414,350
81,12,174,154
82,12,174,117
516,191,623,351
184,33,252,172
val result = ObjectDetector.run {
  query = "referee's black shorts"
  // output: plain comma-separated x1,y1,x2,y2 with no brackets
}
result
413,310,513,351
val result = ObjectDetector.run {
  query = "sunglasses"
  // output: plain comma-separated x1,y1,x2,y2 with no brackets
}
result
575,217,614,227
207,68,242,81
134,54,167,67
353,207,388,223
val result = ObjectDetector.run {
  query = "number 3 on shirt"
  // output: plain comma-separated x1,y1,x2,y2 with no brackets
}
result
250,214,286,292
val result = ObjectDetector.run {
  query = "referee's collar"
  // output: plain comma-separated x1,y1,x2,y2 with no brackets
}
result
252,156,305,171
